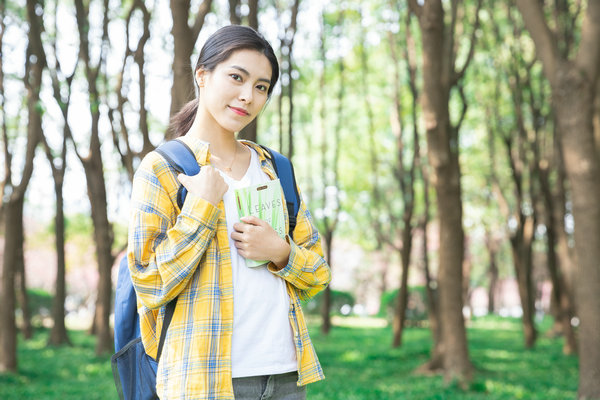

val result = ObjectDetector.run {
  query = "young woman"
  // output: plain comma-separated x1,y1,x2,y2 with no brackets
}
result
127,25,331,399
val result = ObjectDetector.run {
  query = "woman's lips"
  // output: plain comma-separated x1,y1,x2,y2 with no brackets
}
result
229,106,249,116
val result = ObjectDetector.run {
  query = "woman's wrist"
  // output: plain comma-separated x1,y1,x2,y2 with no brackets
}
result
271,238,291,270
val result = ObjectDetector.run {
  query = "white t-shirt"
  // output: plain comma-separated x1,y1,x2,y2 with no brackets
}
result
219,147,297,378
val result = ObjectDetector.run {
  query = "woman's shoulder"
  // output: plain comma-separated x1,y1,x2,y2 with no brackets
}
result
133,148,180,190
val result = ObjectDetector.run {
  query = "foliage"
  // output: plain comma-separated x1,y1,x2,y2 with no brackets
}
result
377,286,428,325
0,317,577,399
21,289,53,325
302,289,355,316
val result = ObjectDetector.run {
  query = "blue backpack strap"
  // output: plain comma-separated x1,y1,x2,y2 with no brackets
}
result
114,140,198,353
259,145,300,234
154,139,200,209
114,256,140,352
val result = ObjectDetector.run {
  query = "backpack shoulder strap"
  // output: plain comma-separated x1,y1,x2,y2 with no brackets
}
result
149,139,197,360
259,145,301,234
155,139,200,209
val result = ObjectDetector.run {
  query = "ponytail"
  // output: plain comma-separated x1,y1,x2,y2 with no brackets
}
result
169,98,199,138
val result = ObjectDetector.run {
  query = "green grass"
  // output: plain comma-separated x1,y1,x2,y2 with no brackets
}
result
0,317,578,399
307,317,578,399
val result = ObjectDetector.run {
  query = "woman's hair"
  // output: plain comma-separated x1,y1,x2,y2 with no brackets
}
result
170,25,280,137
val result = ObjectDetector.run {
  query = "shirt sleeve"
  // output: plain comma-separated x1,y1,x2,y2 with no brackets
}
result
127,151,221,310
268,186,331,301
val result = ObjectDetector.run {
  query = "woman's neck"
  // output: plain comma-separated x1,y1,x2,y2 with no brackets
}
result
185,107,238,158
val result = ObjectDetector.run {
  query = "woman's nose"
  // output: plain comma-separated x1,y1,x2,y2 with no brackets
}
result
238,84,253,103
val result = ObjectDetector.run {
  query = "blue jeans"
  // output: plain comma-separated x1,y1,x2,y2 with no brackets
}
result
232,371,306,400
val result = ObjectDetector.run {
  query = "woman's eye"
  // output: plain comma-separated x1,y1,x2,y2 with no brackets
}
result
257,84,268,92
230,74,242,82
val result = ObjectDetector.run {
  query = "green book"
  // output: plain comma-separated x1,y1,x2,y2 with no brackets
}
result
235,179,286,268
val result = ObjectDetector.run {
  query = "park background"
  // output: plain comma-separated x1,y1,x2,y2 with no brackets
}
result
1,0,599,399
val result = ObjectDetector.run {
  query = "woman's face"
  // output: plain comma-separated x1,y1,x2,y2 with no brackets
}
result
196,49,273,135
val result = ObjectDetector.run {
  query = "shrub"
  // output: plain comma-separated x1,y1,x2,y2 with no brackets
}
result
378,286,429,325
302,289,355,316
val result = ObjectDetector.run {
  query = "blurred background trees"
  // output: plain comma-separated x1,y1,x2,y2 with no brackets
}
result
0,0,599,398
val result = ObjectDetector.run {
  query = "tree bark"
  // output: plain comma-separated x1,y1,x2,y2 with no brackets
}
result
48,179,70,346
168,0,213,139
1,199,23,372
238,0,260,142
410,0,477,383
388,8,418,346
538,151,576,354
44,0,73,347
317,11,343,334
73,0,114,354
15,208,32,340
485,229,499,314
0,0,44,370
516,2,600,397
228,0,241,24
0,0,6,228
109,0,154,182
554,66,600,398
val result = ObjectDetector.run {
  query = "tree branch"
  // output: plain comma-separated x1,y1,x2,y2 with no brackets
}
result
453,0,483,84
515,0,559,84
191,0,213,40
575,0,600,82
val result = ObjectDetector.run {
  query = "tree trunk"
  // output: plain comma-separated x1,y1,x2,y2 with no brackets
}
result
84,129,114,355
168,0,212,139
421,202,443,371
515,2,600,395
48,179,70,346
414,0,472,382
237,0,259,142
73,0,114,355
14,197,32,340
0,0,44,368
320,232,332,335
228,0,240,24
392,227,412,347
510,221,537,348
539,162,576,354
485,229,498,314
594,78,600,157
554,67,600,398
0,199,21,372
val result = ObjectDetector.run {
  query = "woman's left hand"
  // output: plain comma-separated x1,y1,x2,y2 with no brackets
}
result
231,216,291,269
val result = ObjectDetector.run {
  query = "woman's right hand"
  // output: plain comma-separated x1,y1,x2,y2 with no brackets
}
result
177,166,229,206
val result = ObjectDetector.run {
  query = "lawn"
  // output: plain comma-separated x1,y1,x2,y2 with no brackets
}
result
0,316,578,399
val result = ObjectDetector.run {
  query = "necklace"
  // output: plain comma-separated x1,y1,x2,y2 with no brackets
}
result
223,143,238,172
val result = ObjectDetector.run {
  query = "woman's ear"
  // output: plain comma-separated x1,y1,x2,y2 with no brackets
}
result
195,69,206,87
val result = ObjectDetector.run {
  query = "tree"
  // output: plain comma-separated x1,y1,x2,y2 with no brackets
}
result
168,0,213,139
516,2,600,397
387,4,420,348
237,0,260,142
0,0,44,371
315,7,344,335
274,0,300,159
72,0,114,355
408,0,482,384
43,0,76,346
109,0,155,182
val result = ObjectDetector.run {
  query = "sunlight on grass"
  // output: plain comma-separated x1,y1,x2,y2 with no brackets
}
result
331,315,388,328
0,317,578,400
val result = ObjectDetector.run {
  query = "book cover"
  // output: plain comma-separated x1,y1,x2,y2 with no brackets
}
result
235,179,286,268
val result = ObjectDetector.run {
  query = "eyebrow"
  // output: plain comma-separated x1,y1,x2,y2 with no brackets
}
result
230,65,271,85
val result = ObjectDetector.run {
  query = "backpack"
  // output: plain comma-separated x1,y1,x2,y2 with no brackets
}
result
113,139,300,353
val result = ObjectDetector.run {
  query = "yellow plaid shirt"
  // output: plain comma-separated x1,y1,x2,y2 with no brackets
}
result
127,138,331,399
